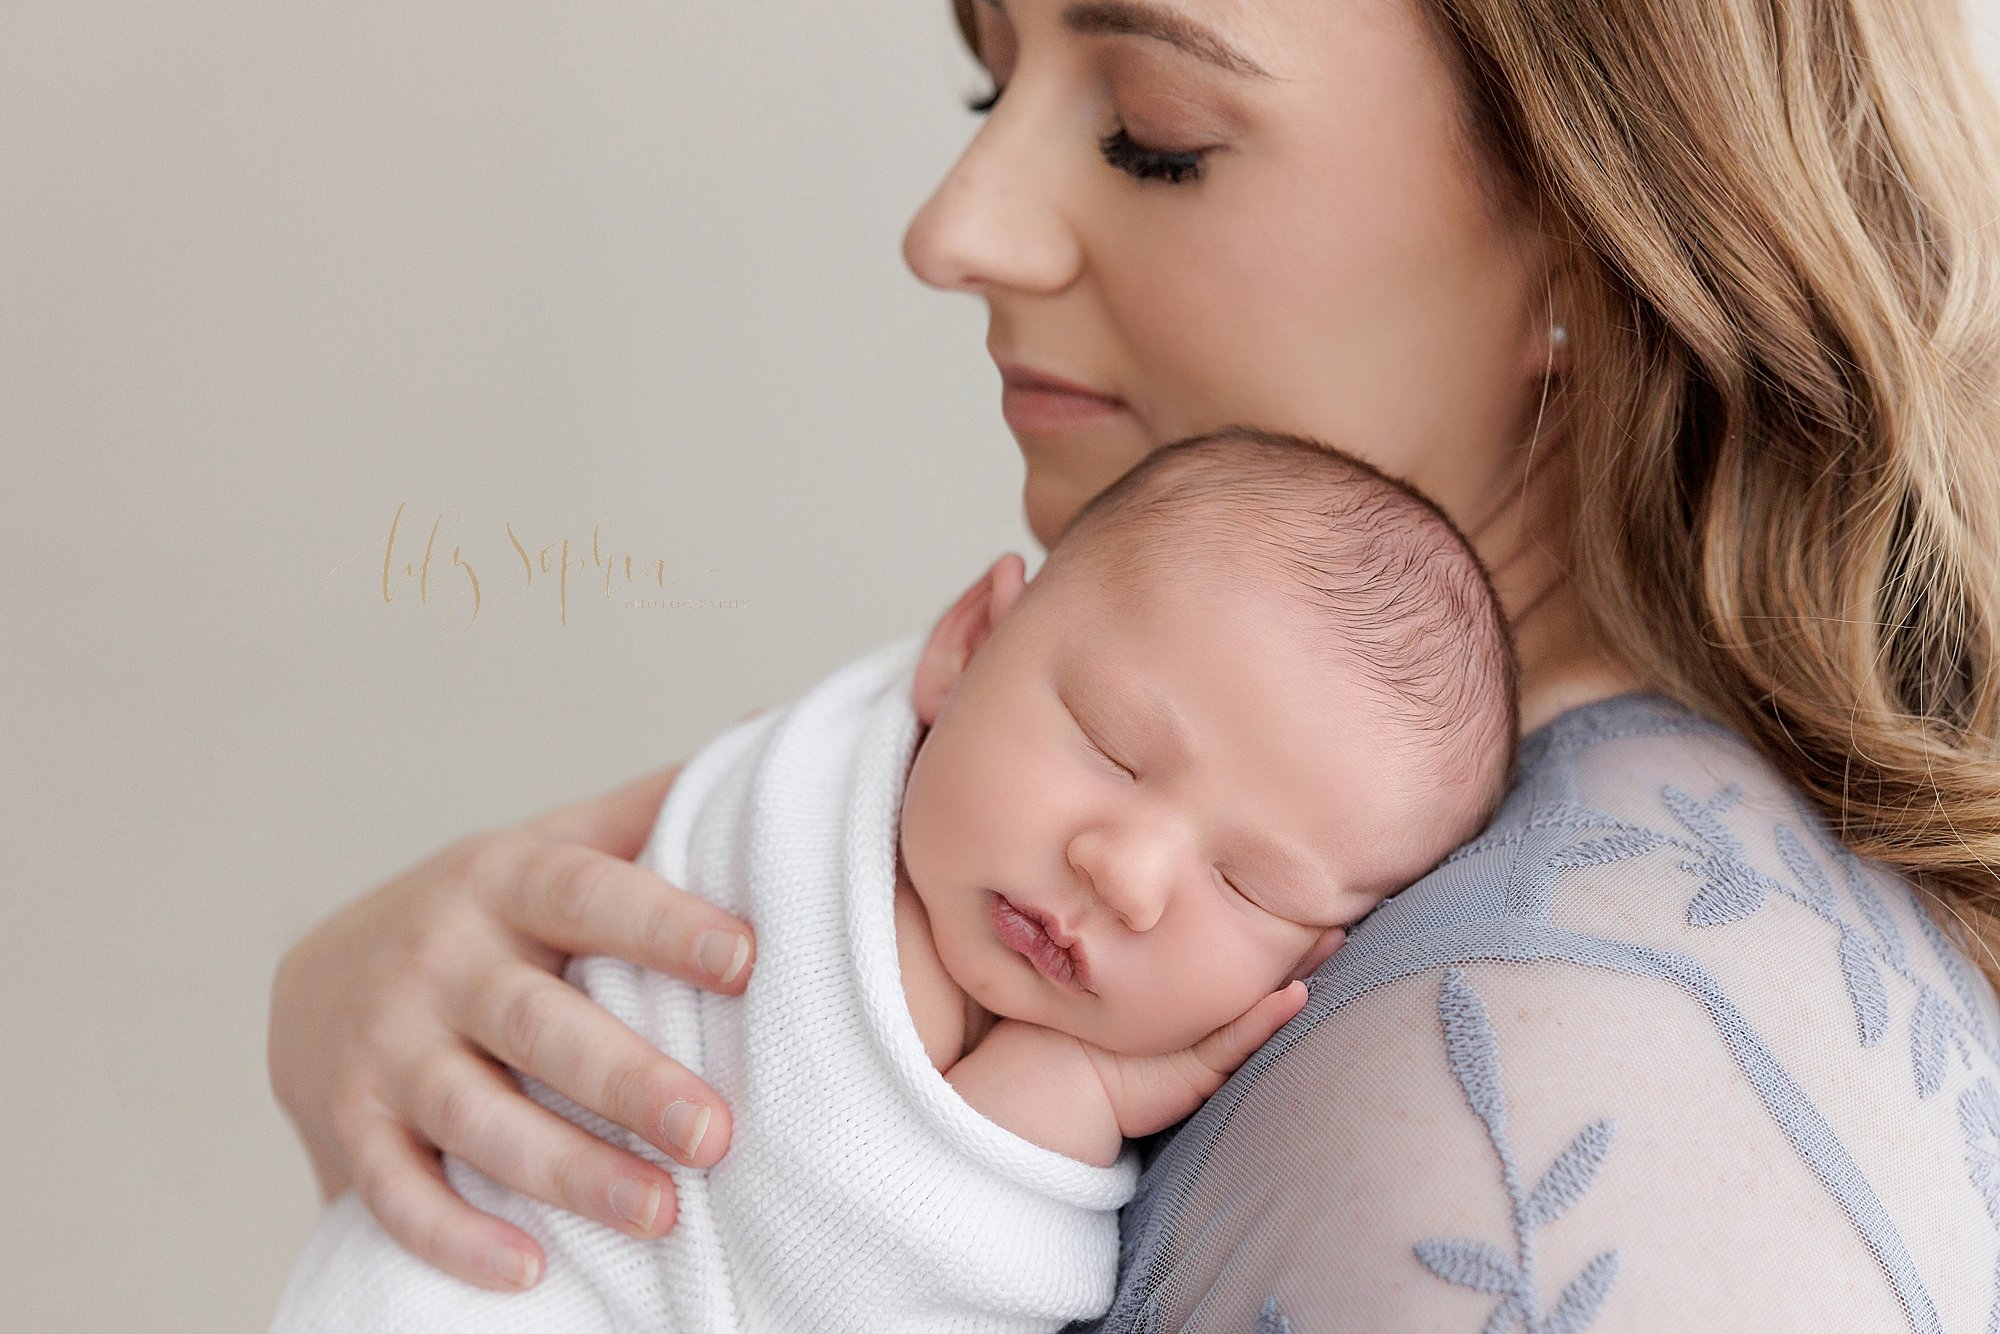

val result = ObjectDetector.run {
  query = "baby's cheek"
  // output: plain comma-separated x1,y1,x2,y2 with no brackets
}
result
1095,980,1241,1057
901,737,988,874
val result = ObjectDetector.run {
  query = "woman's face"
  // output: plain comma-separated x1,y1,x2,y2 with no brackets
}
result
902,0,1560,548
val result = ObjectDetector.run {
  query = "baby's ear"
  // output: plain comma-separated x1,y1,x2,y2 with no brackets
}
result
1285,925,1348,984
911,554,1029,726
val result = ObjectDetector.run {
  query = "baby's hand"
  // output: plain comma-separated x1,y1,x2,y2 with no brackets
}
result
1081,978,1314,1140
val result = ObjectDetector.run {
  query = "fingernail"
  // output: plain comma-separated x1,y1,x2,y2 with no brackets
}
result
488,1248,540,1289
610,1177,662,1231
662,1099,713,1162
695,929,749,986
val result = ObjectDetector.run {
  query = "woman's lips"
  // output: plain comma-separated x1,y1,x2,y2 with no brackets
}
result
996,366,1126,436
991,893,1091,993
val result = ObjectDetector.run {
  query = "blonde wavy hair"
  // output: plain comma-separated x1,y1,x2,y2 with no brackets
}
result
950,0,2000,989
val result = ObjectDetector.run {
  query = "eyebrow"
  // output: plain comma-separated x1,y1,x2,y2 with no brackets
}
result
982,0,1275,82
1088,667,1194,763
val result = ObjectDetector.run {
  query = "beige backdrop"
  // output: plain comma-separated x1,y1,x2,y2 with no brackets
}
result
5,3,1998,1330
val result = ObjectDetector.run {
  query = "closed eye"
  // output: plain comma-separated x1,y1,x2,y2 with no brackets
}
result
1065,701,1134,778
964,84,1212,186
1084,729,1134,779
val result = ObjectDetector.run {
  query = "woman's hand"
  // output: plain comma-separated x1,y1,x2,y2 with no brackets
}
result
267,759,758,1292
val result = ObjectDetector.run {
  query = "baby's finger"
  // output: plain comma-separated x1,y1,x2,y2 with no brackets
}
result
479,838,755,993
452,963,734,1169
345,1106,549,1293
404,1041,685,1241
1191,981,1309,1078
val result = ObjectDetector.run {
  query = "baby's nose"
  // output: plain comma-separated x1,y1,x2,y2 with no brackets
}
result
1072,830,1175,934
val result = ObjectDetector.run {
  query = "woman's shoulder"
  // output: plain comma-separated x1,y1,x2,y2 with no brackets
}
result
1344,689,1946,962
1328,688,2000,1079
1088,692,2000,1331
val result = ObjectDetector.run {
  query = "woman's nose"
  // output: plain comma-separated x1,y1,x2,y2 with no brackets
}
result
1067,823,1178,935
900,102,1082,297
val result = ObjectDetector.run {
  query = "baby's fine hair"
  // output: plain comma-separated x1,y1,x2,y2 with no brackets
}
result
1045,427,1520,839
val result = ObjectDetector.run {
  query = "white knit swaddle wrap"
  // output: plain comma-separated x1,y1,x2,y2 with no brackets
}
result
270,632,1139,1333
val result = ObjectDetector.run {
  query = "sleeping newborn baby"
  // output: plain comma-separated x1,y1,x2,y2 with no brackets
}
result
270,426,1516,1333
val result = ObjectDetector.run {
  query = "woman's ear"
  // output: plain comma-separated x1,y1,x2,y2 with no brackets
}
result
1285,925,1348,984
1527,246,1578,379
911,553,1030,726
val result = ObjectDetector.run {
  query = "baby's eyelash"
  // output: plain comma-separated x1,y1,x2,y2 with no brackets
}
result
1086,733,1134,778
1208,868,1256,908
1064,701,1135,778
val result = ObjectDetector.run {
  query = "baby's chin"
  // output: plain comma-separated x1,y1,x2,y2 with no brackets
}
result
953,952,1237,1055
1056,1009,1223,1059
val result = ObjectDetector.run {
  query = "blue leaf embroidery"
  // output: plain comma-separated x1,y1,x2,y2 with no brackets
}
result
1438,968,1509,1146
1913,988,1951,1100
1958,1078,2000,1223
1663,785,1775,927
1545,1252,1623,1334
1683,857,1766,926
1836,926,1891,1048
1662,783,1742,846
1548,829,1665,870
1774,824,1837,916
1413,1239,1521,1295
1521,1119,1618,1230
1778,799,1996,1101
1417,970,1622,1331
1842,849,1909,966
1482,1295,1531,1334
1955,1080,2000,1332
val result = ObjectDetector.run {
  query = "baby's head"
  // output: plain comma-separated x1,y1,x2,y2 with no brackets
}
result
899,427,1516,1056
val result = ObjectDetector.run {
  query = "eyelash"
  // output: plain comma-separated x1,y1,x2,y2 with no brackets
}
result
964,85,1210,185
1082,729,1135,779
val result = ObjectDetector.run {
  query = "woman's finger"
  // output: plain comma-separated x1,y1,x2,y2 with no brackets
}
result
477,838,755,992
401,1039,688,1244
343,1100,551,1293
449,963,734,1169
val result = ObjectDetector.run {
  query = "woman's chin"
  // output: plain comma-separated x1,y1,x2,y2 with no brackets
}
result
1020,456,1148,549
